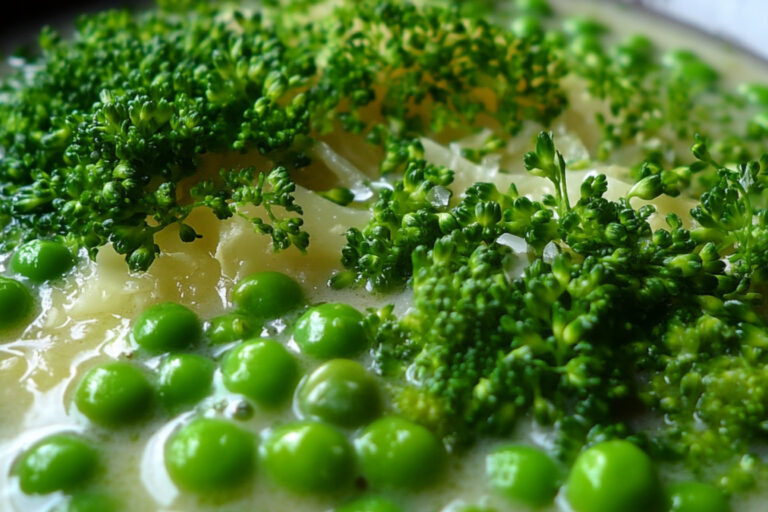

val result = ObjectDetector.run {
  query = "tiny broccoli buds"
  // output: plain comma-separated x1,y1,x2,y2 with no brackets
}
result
524,132,571,216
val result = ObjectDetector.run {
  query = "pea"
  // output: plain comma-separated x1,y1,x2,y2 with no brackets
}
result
221,339,298,407
563,17,607,37
515,0,552,16
206,312,260,345
157,353,214,409
355,416,445,490
0,276,33,329
165,417,256,492
666,481,730,512
566,440,661,512
74,362,153,426
293,303,369,359
511,16,543,39
739,82,768,107
61,492,119,512
297,359,380,428
336,496,403,512
13,434,97,494
132,302,201,353
261,421,354,494
12,239,73,282
231,271,303,318
486,444,560,507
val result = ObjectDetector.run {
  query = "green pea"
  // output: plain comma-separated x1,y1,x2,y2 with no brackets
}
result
336,496,403,512
297,359,380,428
566,440,661,512
0,277,33,329
61,492,119,512
231,271,303,318
739,83,768,107
165,417,256,492
261,421,354,494
511,16,543,39
563,17,607,37
666,481,730,512
486,444,560,507
74,362,153,426
293,303,369,359
157,353,214,409
12,239,73,282
355,416,445,490
132,302,201,353
221,339,298,407
13,434,97,494
206,312,260,345
615,35,653,69
515,0,552,16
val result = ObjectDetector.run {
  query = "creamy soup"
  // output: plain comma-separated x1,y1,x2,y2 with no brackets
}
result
1,1,768,511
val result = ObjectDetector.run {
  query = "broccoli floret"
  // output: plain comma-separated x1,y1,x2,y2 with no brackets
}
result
368,132,768,479
0,0,567,270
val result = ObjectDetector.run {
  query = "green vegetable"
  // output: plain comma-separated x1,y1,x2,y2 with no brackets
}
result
61,493,119,512
261,421,354,493
132,302,201,353
665,482,731,512
206,312,260,345
165,417,256,493
566,440,661,512
0,0,565,269
297,359,380,428
157,353,215,409
336,496,403,512
355,416,445,490
0,276,33,329
12,239,73,282
293,303,369,359
13,434,97,494
486,445,560,507
74,362,154,426
231,271,303,319
221,339,299,407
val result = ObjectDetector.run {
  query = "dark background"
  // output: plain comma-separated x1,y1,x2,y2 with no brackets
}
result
1,1,146,56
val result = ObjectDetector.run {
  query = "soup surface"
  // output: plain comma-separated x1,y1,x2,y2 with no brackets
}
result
1,1,768,511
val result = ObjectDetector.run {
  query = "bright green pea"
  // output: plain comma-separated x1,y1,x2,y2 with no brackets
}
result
511,16,543,39
297,359,380,428
563,17,607,37
157,353,214,409
0,277,33,329
569,35,603,57
261,421,354,494
662,49,699,68
355,416,445,490
13,434,97,494
165,417,255,493
666,481,730,512
61,492,119,512
615,35,654,69
206,312,260,345
566,440,661,512
515,0,552,16
739,83,768,106
486,444,560,507
336,496,403,512
12,239,73,282
74,362,153,426
132,302,201,353
231,271,303,318
293,303,369,359
221,339,298,407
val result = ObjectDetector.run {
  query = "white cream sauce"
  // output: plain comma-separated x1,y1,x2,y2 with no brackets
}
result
1,1,768,511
